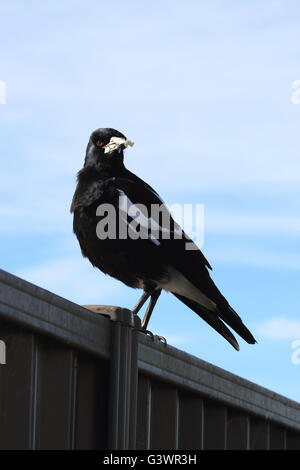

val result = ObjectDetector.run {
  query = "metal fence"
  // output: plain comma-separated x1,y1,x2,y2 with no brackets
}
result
0,268,300,450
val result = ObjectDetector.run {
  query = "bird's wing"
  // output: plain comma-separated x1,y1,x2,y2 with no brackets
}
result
105,174,213,268
81,175,255,349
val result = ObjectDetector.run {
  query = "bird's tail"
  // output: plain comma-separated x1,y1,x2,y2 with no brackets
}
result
217,302,256,345
173,293,256,351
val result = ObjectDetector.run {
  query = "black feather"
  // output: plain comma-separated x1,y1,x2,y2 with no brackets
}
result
71,128,256,350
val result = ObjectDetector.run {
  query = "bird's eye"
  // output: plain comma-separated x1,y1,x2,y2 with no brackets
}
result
96,140,104,147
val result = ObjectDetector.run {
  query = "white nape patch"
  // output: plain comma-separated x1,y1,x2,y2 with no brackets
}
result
158,266,217,312
104,136,134,155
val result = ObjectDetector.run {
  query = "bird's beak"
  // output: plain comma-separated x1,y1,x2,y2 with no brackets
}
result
104,137,135,154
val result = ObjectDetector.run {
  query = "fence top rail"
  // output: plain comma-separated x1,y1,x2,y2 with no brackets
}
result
138,334,300,432
0,268,111,359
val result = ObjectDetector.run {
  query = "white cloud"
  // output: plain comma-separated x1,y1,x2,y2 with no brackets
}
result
255,317,300,340
1,0,300,194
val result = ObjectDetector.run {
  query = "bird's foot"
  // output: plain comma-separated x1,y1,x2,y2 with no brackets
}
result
140,328,155,340
154,335,167,345
138,328,167,345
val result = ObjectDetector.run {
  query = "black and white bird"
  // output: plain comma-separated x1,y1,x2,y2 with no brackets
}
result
71,128,256,350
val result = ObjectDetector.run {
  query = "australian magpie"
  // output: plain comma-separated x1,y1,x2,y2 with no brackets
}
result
71,128,256,350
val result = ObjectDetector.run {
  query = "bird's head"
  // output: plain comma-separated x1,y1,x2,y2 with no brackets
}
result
84,128,134,170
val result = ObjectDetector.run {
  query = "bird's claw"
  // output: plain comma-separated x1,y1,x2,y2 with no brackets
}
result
154,335,167,345
138,328,167,345
144,329,155,340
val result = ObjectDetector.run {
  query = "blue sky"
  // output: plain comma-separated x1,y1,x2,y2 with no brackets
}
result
1,0,300,401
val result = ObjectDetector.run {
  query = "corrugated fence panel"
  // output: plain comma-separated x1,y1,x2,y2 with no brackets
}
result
0,318,109,450
249,416,269,450
269,423,286,450
136,375,151,450
0,319,35,450
35,337,75,449
138,335,300,450
226,408,249,450
178,390,203,450
150,379,178,450
286,430,300,450
75,352,108,450
0,270,112,450
136,371,300,450
203,399,227,450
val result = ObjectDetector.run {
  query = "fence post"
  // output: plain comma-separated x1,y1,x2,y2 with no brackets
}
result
105,308,140,450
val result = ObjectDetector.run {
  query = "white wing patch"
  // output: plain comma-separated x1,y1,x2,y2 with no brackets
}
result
117,189,184,246
117,190,161,246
